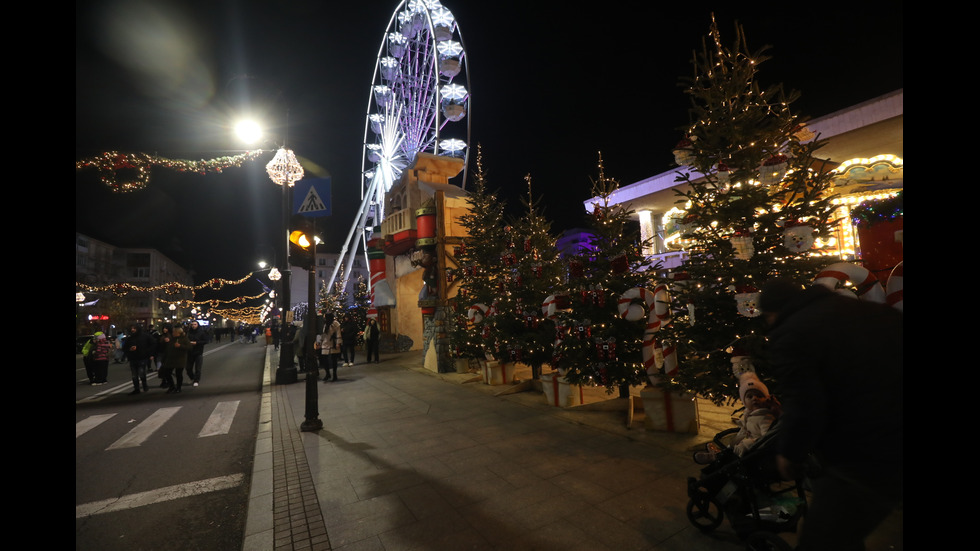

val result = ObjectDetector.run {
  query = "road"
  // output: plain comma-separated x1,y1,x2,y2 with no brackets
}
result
75,339,267,551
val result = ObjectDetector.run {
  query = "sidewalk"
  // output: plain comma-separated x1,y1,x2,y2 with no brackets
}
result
243,347,902,551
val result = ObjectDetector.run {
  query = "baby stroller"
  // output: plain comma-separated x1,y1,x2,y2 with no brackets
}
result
686,421,813,550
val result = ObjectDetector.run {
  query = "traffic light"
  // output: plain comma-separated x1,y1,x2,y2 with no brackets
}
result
288,216,319,269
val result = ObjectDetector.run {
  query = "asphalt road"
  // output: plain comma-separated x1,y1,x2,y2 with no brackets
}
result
75,340,266,551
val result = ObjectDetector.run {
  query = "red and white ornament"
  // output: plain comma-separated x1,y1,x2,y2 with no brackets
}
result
731,285,762,317
673,136,696,166
780,220,816,253
759,154,789,185
729,231,754,260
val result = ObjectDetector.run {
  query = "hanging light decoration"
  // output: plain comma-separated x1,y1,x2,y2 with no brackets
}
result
265,148,305,187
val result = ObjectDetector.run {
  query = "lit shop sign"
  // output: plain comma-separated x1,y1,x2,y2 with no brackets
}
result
88,315,109,321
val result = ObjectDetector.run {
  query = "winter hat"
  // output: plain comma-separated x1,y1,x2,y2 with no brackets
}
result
759,279,805,314
94,332,105,339
738,371,770,403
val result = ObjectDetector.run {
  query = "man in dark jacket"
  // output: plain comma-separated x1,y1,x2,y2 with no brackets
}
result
123,324,156,395
760,280,903,551
185,320,210,387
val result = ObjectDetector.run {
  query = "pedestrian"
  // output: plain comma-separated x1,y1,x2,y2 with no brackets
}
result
81,335,97,384
759,279,903,551
185,320,210,387
123,324,156,395
114,332,126,364
340,314,359,366
272,323,281,351
317,313,342,382
363,317,380,363
165,325,191,393
290,321,307,372
89,332,112,385
155,324,173,387
265,325,272,346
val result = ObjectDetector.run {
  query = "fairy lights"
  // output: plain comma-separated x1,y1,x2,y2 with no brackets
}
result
265,147,305,187
76,150,265,193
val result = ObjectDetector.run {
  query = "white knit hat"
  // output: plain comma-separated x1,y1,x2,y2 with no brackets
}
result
738,371,770,403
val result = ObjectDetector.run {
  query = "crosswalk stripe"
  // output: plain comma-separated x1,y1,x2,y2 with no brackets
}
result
105,407,181,450
75,473,244,518
76,414,117,438
199,400,240,438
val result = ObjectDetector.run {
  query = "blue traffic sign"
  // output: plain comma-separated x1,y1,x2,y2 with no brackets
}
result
293,178,332,218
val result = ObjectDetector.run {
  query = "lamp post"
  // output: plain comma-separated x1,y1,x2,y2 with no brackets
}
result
266,147,305,384
290,227,323,432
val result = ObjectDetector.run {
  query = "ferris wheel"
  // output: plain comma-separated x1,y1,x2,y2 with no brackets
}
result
329,0,471,292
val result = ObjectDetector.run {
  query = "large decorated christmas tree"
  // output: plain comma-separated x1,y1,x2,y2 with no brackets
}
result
449,146,507,362
551,155,659,395
655,18,838,404
484,175,565,380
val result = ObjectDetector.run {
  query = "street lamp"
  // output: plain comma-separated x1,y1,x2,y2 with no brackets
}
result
267,146,305,385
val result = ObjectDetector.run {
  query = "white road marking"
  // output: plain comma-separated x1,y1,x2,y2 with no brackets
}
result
75,474,244,518
76,414,117,438
106,407,181,450
199,400,240,438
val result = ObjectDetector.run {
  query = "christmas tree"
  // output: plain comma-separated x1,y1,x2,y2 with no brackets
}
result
318,266,350,318
657,18,838,404
484,175,564,380
449,146,507,362
552,154,659,395
348,273,370,344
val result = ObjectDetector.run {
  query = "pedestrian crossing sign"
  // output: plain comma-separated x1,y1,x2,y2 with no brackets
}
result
293,178,331,218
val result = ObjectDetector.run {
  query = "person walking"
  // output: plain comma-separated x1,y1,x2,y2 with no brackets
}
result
88,332,112,385
81,336,97,384
272,322,281,351
165,325,191,393
363,317,380,363
155,324,173,388
340,314,359,366
113,332,126,364
317,313,342,382
123,324,156,395
290,321,307,372
759,279,903,551
185,320,210,387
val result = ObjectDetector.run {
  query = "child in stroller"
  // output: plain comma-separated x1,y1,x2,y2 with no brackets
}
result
695,372,778,465
686,373,809,549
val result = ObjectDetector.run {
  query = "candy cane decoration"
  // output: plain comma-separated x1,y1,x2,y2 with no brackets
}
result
467,303,490,324
886,261,903,311
617,287,654,321
542,295,559,320
814,262,886,303
620,286,677,381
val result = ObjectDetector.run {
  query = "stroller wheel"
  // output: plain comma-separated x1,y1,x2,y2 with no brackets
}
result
744,531,792,551
686,496,724,532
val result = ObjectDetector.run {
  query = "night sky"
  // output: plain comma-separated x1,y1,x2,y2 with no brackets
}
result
76,0,903,289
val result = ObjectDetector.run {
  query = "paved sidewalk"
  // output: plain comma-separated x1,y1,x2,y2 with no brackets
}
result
243,348,902,551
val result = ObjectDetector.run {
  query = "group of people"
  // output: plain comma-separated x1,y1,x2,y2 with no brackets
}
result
292,313,381,383
80,320,210,395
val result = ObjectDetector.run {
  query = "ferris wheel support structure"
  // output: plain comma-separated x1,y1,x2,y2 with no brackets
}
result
327,0,471,298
